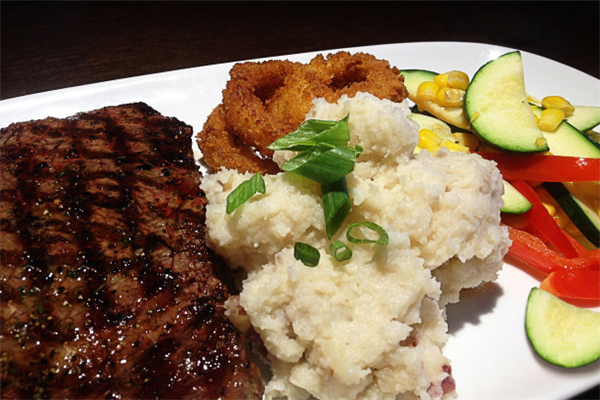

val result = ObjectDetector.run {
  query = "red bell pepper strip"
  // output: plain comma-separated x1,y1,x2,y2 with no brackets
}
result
477,152,600,182
506,225,600,273
540,270,600,301
511,180,579,258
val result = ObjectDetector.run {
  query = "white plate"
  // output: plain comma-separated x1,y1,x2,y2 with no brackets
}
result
1,41,599,399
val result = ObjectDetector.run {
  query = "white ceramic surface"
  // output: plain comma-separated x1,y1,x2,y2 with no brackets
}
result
2,41,599,400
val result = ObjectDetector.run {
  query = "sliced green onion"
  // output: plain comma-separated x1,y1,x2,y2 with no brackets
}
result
346,221,389,245
294,242,320,267
281,144,361,185
329,241,352,262
226,173,266,214
322,178,351,239
267,116,350,151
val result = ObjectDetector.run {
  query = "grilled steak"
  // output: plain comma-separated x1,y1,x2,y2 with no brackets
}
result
0,103,264,399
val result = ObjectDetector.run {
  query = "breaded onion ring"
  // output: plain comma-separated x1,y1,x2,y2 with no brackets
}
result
198,104,280,174
222,60,301,155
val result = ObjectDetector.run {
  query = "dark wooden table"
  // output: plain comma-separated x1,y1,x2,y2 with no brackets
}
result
1,1,599,399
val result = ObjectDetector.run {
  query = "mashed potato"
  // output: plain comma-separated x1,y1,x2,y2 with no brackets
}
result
201,93,510,400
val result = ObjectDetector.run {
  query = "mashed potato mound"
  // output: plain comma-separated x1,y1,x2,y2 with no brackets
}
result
201,93,510,400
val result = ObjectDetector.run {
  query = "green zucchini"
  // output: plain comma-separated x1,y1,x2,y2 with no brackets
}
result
525,287,600,368
408,112,457,144
531,106,600,158
567,105,600,132
464,51,549,153
543,182,600,247
502,180,532,214
399,69,437,101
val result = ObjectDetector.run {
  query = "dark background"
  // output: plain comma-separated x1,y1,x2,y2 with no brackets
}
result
1,1,599,399
1,1,599,99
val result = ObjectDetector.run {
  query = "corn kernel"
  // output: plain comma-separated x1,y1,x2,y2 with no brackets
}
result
418,129,443,151
446,70,470,90
537,108,565,131
541,201,556,217
416,81,439,103
436,88,465,107
541,96,575,117
433,73,449,88
452,132,479,152
535,136,548,148
441,140,469,153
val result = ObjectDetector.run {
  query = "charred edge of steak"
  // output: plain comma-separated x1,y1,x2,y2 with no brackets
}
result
0,103,264,400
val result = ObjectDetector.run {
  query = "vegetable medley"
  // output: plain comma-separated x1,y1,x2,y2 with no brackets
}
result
400,52,600,306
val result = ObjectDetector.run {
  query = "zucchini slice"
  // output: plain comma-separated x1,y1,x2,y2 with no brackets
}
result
408,112,457,144
543,182,600,247
526,287,600,368
464,51,549,153
531,106,600,158
567,105,600,132
502,180,532,214
400,69,438,101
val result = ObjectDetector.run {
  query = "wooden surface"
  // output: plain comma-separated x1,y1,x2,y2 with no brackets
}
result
1,1,599,399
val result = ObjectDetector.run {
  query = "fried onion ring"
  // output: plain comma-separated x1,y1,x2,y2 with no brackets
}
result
197,104,280,174
197,52,408,173
222,60,301,155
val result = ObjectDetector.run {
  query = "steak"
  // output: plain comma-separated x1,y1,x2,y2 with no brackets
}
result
0,103,264,399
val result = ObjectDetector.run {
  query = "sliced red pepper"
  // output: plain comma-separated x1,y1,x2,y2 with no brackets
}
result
506,225,600,273
511,180,579,258
540,270,600,302
477,152,600,182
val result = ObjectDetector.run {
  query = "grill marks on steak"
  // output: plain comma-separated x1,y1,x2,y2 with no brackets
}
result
0,103,263,399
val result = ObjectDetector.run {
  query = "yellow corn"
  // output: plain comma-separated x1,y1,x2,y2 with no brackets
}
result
452,132,480,152
433,73,449,88
436,87,465,107
416,81,439,103
535,136,548,148
418,129,443,151
541,201,556,217
537,108,565,131
441,140,470,153
541,96,575,117
447,70,470,90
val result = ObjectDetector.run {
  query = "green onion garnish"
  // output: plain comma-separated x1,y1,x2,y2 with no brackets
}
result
280,144,361,185
226,173,266,214
268,116,350,151
346,221,389,245
329,241,352,262
322,178,351,239
294,242,320,267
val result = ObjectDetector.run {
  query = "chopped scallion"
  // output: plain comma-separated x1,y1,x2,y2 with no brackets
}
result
226,173,266,214
267,116,350,151
281,144,361,185
322,178,351,239
294,242,320,267
329,241,352,262
346,221,389,245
